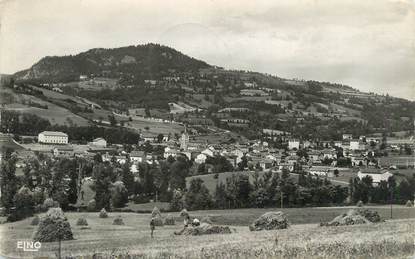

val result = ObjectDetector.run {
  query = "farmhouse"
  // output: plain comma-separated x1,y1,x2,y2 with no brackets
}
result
307,166,335,177
38,131,68,144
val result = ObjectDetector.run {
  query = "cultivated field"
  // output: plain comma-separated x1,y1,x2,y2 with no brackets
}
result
0,206,414,258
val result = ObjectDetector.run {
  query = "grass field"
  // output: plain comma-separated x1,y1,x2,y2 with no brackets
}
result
0,205,414,258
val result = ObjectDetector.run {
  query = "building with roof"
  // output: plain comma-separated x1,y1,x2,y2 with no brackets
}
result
357,169,393,185
38,131,68,144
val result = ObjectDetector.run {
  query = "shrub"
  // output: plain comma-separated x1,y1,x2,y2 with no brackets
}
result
33,208,73,242
87,199,96,212
113,216,124,225
356,200,364,207
405,200,413,207
31,215,40,226
99,208,108,218
32,187,45,205
76,218,88,226
164,214,175,225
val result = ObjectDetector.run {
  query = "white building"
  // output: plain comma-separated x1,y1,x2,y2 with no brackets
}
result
288,139,300,150
357,169,393,185
89,138,107,148
349,140,360,150
38,131,68,144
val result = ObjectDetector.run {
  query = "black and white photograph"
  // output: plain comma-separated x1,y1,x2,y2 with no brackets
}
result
0,0,414,258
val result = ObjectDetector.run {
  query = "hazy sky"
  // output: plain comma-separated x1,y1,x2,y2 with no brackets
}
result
0,0,414,100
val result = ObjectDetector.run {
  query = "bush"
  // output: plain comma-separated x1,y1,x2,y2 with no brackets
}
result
32,187,45,205
76,218,88,226
33,208,73,242
87,199,96,212
405,200,413,207
356,200,364,207
164,214,175,225
31,215,40,226
113,216,124,225
99,208,108,218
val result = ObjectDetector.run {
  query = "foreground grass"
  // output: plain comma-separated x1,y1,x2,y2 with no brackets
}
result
0,207,414,258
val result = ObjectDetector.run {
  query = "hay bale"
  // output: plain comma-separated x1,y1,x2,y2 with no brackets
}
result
76,218,88,226
33,208,73,242
30,215,40,226
99,208,108,218
357,209,381,223
164,214,175,225
201,216,213,224
153,216,164,226
249,211,289,231
356,200,364,207
180,222,231,236
321,209,372,227
405,200,413,207
113,216,124,225
179,209,189,218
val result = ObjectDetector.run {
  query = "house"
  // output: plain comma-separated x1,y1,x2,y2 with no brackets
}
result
357,169,393,185
164,147,179,159
195,153,208,164
288,139,300,150
307,166,335,177
130,151,145,163
342,134,353,140
240,89,268,96
53,146,74,157
89,138,107,148
38,131,68,144
349,140,361,150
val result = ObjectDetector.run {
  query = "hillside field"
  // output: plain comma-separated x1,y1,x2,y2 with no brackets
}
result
0,205,414,258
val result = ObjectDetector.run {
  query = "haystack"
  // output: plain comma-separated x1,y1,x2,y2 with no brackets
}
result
99,208,108,218
406,200,413,207
321,209,375,227
113,216,125,225
179,209,189,218
33,208,73,242
151,207,164,226
164,214,175,225
179,222,231,236
76,217,88,226
249,211,289,231
357,209,381,223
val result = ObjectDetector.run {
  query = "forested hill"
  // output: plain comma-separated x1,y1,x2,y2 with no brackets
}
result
14,43,211,83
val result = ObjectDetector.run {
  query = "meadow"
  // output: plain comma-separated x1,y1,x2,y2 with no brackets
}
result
0,205,414,258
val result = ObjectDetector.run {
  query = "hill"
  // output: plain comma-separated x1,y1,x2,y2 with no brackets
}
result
14,43,210,83
9,43,415,140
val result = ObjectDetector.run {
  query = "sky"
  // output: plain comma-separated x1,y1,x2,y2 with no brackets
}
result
0,0,414,100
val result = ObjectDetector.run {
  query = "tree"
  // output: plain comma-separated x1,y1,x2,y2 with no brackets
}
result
184,178,213,210
0,151,18,214
170,189,184,211
111,181,128,208
157,134,164,143
10,186,35,221
92,163,113,210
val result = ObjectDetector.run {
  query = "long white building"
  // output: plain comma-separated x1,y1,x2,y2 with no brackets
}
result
38,131,68,144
